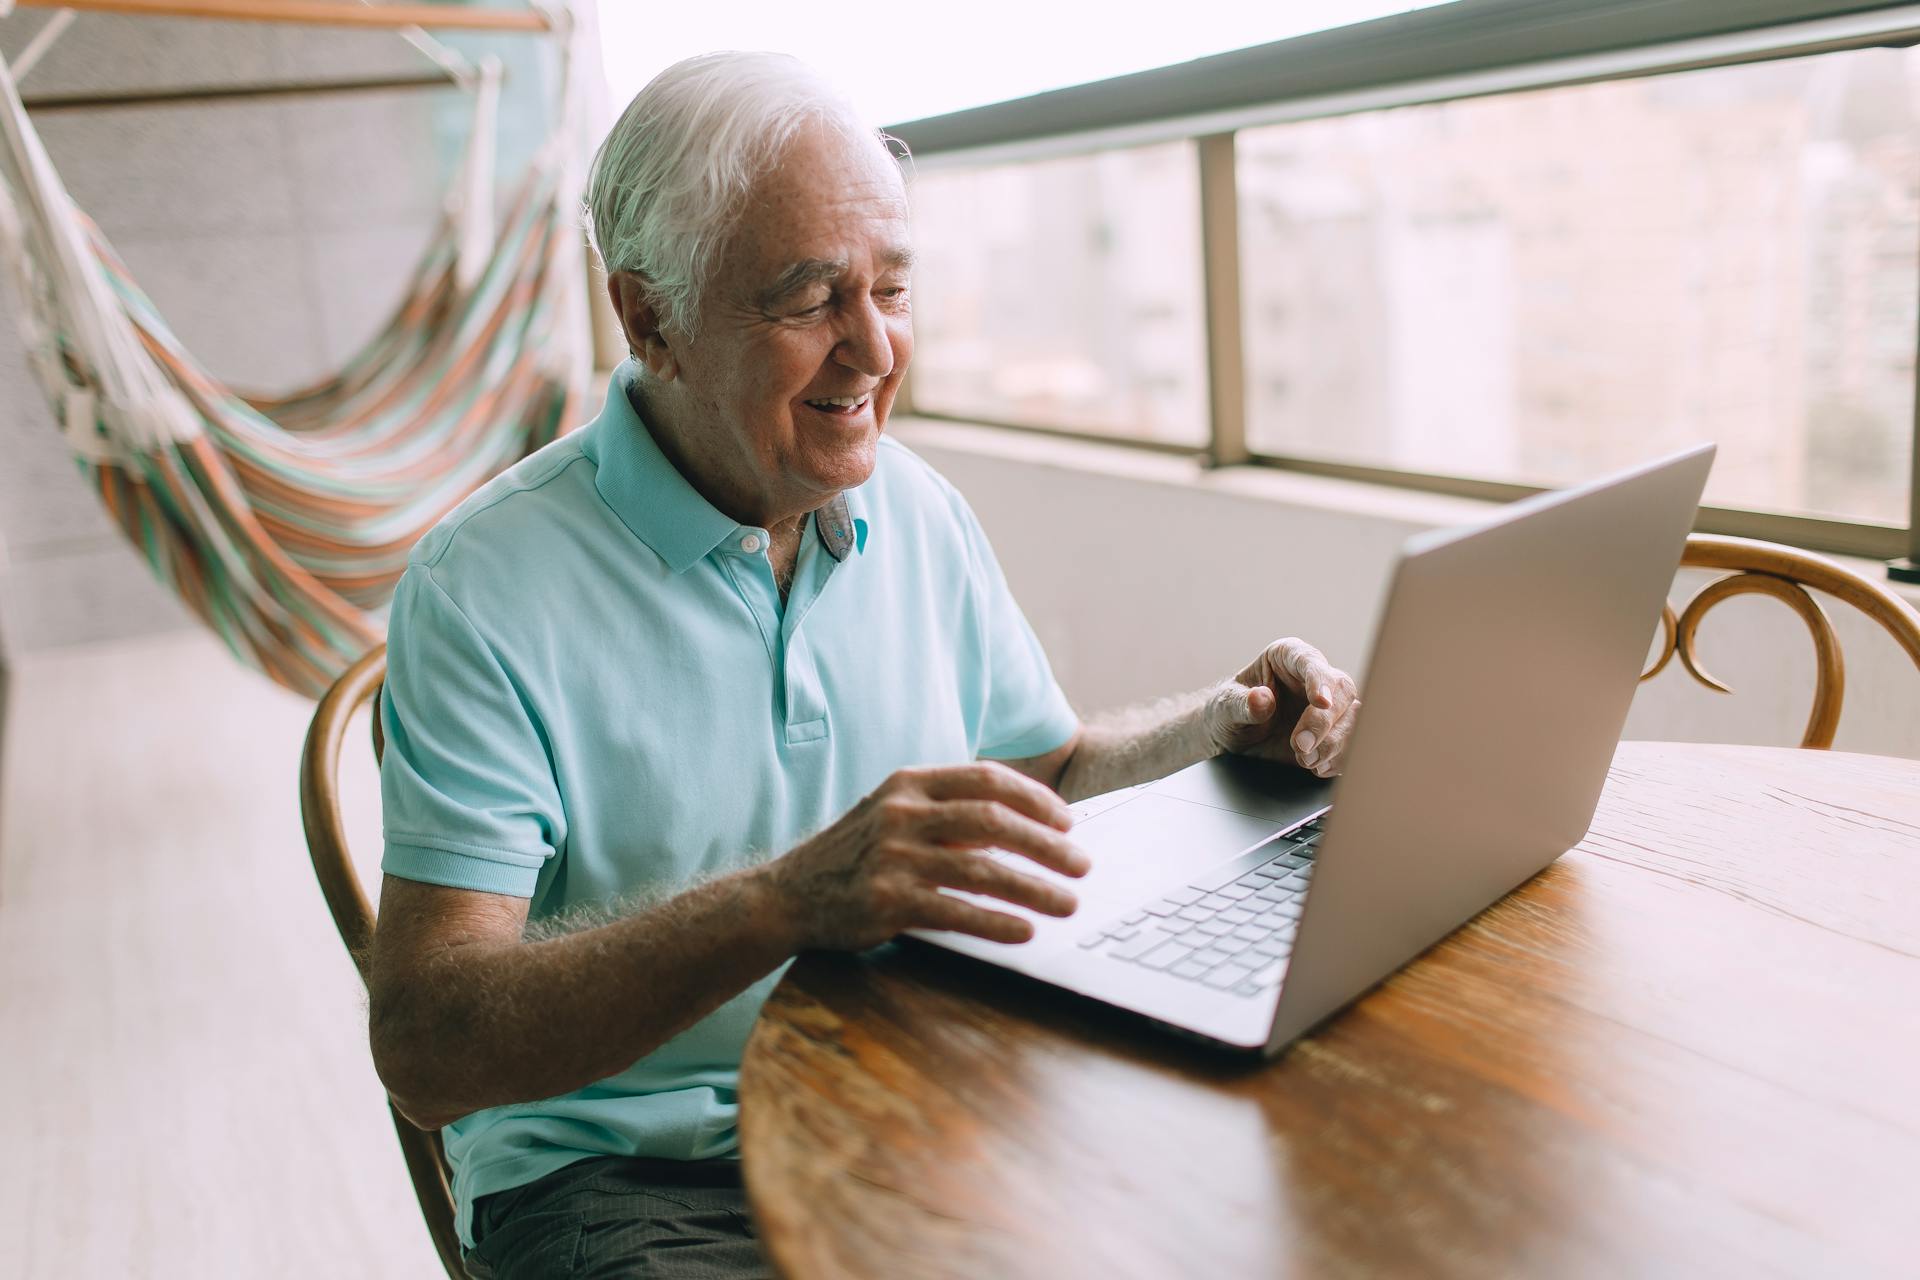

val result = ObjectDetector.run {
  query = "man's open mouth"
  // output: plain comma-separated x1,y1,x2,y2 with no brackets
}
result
804,394,871,416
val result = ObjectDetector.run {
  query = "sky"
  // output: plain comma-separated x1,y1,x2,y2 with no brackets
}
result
596,1,1456,128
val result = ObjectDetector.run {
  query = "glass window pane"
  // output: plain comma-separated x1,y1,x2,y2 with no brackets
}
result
1239,48,1919,525
909,143,1209,445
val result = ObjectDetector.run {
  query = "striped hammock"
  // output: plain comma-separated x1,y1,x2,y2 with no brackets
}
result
0,38,590,697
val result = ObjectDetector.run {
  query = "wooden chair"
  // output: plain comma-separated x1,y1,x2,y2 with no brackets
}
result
1641,535,1920,748
298,644,465,1278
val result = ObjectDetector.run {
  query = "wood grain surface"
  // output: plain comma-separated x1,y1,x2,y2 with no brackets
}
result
739,742,1920,1280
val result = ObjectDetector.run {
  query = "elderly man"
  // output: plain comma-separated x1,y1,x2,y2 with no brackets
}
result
370,51,1359,1279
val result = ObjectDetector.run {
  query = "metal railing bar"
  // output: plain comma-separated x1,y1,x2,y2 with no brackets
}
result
1247,452,1908,559
1908,241,1920,572
10,0,552,32
1196,132,1247,469
1693,507,1906,562
1896,185,1920,582
903,411,1907,558
19,73,464,110
897,5,1920,171
903,410,1206,459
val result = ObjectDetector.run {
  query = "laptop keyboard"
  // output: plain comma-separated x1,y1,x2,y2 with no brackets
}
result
1076,816,1325,998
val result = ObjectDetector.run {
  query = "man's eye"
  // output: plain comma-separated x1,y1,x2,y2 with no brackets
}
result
790,300,831,319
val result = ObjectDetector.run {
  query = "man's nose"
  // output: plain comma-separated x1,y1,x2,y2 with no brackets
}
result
834,297,894,379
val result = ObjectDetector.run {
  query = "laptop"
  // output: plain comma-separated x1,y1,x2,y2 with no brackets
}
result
909,445,1715,1054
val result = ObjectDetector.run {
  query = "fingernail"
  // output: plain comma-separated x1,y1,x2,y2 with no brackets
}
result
1294,731,1316,753
1303,750,1319,767
1317,686,1332,705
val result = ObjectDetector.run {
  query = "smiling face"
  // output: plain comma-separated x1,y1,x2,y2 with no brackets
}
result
616,119,914,530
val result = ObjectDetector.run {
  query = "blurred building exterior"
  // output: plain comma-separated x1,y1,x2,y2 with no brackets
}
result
910,142,1209,445
910,46,1919,526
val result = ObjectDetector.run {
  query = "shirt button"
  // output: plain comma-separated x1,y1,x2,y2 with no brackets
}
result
740,533,763,554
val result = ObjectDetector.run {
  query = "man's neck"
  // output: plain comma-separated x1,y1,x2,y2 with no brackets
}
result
625,378,814,539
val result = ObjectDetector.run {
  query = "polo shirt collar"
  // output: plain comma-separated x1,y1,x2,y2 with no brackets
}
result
583,362,871,573
835,477,872,559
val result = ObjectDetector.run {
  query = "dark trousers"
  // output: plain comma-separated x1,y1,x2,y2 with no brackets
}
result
461,1155,773,1280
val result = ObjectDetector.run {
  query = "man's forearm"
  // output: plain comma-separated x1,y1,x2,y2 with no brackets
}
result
1054,685,1227,803
372,864,794,1129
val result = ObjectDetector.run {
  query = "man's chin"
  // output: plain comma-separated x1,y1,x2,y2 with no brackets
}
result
796,429,880,495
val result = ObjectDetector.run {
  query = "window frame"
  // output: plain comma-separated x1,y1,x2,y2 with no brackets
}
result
890,0,1920,572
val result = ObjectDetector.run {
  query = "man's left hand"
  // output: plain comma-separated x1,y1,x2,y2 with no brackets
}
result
1205,638,1360,778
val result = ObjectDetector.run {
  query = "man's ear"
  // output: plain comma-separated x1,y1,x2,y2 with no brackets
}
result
607,272,679,380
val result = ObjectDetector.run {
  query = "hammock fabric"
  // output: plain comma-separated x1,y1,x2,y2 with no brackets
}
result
0,34,590,698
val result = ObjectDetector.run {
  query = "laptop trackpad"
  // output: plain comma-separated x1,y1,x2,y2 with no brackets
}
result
1073,791,1284,883
913,792,1284,969
1152,752,1334,824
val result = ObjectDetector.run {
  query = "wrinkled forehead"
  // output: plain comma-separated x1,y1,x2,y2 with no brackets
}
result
722,124,913,284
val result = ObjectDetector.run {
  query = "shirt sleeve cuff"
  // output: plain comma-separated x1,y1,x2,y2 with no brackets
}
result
381,839,544,898
978,687,1080,761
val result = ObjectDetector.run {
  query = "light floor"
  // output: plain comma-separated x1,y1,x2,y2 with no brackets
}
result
0,630,441,1277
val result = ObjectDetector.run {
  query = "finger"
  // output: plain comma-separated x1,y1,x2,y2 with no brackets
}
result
1302,672,1360,760
1236,687,1282,725
1259,640,1337,759
1223,682,1276,726
916,846,1078,917
1290,648,1343,713
919,761,1073,831
1259,640,1320,702
908,887,1036,944
1268,641,1350,756
1308,699,1361,776
1290,699,1340,764
924,800,1090,877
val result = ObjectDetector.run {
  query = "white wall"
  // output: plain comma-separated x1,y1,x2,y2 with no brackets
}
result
899,419,1920,760
0,12,561,657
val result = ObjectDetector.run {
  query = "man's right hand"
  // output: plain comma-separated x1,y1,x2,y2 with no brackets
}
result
763,762,1090,951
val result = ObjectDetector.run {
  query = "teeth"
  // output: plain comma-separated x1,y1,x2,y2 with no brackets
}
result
807,394,868,409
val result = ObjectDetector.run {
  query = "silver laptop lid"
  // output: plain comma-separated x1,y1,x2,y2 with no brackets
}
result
1263,445,1714,1055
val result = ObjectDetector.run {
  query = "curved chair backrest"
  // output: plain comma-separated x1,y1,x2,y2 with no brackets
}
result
298,644,465,1279
1641,534,1920,748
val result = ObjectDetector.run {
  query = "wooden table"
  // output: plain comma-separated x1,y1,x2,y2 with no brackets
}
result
739,743,1920,1279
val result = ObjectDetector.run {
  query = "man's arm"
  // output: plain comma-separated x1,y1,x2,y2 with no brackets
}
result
1006,638,1362,802
369,869,794,1130
369,763,1089,1130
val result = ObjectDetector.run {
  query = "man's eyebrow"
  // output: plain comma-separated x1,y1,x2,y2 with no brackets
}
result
757,258,847,308
756,248,917,308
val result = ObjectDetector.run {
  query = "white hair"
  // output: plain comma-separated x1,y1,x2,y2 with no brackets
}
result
585,52,900,338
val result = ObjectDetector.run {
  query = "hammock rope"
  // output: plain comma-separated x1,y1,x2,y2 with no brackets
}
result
0,9,590,696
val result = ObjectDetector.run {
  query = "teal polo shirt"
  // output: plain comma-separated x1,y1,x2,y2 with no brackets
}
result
379,362,1078,1246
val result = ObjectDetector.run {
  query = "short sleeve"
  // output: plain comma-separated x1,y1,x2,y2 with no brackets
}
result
953,497,1079,760
379,566,565,898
